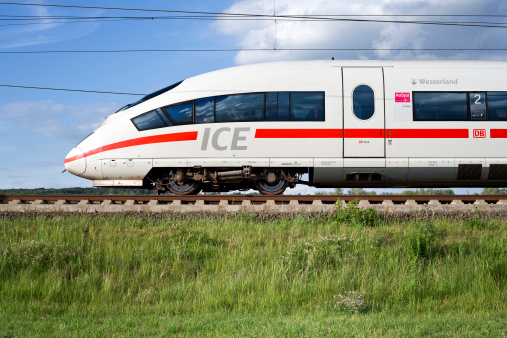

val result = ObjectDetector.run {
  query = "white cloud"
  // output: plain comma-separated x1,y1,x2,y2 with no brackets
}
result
215,0,507,64
0,101,118,142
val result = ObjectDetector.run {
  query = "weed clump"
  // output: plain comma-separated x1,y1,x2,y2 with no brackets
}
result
406,222,436,260
333,199,380,227
463,210,488,229
316,291,369,313
282,236,359,278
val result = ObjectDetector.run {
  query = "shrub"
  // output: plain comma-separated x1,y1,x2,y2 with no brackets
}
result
334,199,380,227
406,222,435,260
463,210,488,229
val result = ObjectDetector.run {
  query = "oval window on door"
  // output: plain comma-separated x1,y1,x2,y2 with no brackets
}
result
352,85,375,120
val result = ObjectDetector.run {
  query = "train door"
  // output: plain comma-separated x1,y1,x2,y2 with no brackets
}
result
342,68,385,157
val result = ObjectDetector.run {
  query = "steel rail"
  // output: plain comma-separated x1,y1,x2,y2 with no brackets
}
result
1,194,506,205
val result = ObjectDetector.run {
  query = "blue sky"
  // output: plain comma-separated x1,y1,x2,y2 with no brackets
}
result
1,0,506,192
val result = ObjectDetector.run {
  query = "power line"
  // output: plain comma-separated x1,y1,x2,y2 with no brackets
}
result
1,2,506,17
2,48,507,54
3,13,507,19
0,84,146,95
1,15,507,28
1,3,507,29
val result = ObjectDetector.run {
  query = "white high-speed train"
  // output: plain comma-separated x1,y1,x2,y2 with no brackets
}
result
64,60,507,195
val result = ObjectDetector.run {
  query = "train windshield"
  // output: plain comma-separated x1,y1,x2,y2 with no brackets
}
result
115,80,184,113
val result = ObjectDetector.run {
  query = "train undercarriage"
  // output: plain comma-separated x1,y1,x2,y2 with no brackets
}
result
145,167,306,195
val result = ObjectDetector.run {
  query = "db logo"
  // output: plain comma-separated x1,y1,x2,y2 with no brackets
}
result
473,129,486,138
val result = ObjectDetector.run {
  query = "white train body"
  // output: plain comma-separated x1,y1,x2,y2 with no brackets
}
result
65,60,507,194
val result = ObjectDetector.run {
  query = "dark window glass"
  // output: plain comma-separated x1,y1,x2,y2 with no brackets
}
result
487,92,507,121
290,92,325,121
413,92,468,121
131,110,166,131
278,92,290,121
215,93,265,122
157,109,173,126
266,92,278,121
353,85,375,120
469,92,486,120
163,102,193,124
195,97,215,124
116,80,183,113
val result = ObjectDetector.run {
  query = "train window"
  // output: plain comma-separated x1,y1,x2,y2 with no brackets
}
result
487,92,507,121
278,92,290,121
215,93,265,122
163,102,193,125
413,92,468,121
195,97,215,124
290,92,325,121
352,85,375,120
266,92,278,121
131,110,167,131
157,108,173,126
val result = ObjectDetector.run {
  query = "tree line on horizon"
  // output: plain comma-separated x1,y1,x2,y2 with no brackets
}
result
315,187,507,195
0,187,506,195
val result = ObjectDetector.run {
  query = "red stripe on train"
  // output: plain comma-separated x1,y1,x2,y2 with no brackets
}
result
255,129,469,139
389,129,469,138
344,129,384,138
64,131,198,164
65,128,478,164
490,129,507,138
255,129,342,138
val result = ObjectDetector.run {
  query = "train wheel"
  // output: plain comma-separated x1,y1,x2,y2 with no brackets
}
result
255,179,288,195
166,180,201,195
255,170,288,195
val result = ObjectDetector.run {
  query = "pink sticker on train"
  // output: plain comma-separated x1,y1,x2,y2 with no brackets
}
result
395,92,411,102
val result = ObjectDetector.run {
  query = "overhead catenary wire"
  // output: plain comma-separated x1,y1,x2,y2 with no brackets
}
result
1,14,507,29
2,2,507,18
1,2,507,29
3,19,507,30
2,48,507,54
0,84,146,95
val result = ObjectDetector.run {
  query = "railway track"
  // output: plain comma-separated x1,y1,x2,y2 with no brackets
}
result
1,194,507,213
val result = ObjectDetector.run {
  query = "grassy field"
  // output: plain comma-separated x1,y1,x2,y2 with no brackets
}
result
0,209,506,336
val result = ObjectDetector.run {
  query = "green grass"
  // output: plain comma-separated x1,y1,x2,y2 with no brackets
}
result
0,212,506,336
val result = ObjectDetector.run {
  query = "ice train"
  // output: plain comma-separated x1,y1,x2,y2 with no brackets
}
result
64,60,507,194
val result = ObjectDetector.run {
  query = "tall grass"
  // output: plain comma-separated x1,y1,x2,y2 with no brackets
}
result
0,212,505,316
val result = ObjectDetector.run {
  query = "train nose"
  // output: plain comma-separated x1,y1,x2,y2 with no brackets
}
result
64,147,87,176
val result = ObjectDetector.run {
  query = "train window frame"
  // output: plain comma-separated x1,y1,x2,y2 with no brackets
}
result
214,92,266,123
141,90,327,127
156,108,174,126
289,91,325,121
352,85,375,121
161,100,195,125
131,110,169,131
413,91,469,122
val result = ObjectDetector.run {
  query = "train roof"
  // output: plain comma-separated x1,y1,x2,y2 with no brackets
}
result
115,59,507,119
